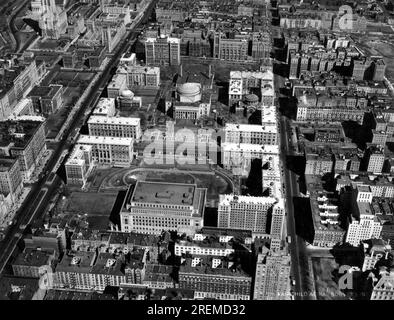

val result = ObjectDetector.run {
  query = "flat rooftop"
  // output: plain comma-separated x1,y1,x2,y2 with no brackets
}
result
88,115,140,126
131,181,196,206
78,135,133,146
13,248,54,267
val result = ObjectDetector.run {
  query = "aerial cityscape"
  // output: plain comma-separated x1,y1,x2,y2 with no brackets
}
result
0,0,393,304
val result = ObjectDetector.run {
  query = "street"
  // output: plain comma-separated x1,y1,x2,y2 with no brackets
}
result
275,72,312,300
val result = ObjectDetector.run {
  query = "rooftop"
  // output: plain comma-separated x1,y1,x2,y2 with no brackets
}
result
131,181,196,206
77,135,133,146
13,248,54,267
88,115,140,126
0,120,44,149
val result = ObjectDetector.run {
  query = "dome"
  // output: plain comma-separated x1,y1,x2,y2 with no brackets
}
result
244,93,259,103
120,89,134,98
177,82,201,97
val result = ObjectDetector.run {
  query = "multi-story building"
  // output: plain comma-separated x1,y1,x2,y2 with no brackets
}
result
28,85,63,116
0,119,47,181
120,181,206,235
53,250,147,291
117,90,142,110
116,63,161,88
107,74,127,98
373,59,386,81
174,240,235,257
253,248,291,300
178,256,252,300
77,135,134,167
214,35,248,62
12,248,55,278
173,83,211,121
346,186,383,247
367,148,385,174
371,272,394,300
296,103,365,124
92,98,116,117
289,51,300,79
88,116,141,139
305,153,334,176
144,36,181,66
218,195,284,235
251,32,272,61
222,143,279,176
228,69,274,106
225,123,277,145
362,239,391,272
0,157,23,203
306,175,346,247
0,60,44,121
65,144,93,187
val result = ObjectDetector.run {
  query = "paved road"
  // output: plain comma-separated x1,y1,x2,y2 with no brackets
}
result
275,73,312,300
0,0,157,274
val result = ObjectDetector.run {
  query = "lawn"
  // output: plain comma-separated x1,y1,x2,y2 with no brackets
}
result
64,192,118,216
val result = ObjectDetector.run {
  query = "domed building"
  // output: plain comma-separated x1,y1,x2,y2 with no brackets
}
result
117,89,142,110
173,82,211,121
244,93,259,107
176,82,202,103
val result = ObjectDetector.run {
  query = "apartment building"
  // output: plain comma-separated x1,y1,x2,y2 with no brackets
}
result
144,36,181,66
178,256,252,300
346,186,383,246
253,249,291,300
0,157,23,203
0,119,47,181
218,194,284,235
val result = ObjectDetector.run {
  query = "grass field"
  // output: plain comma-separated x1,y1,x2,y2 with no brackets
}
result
65,192,117,216
358,38,394,81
